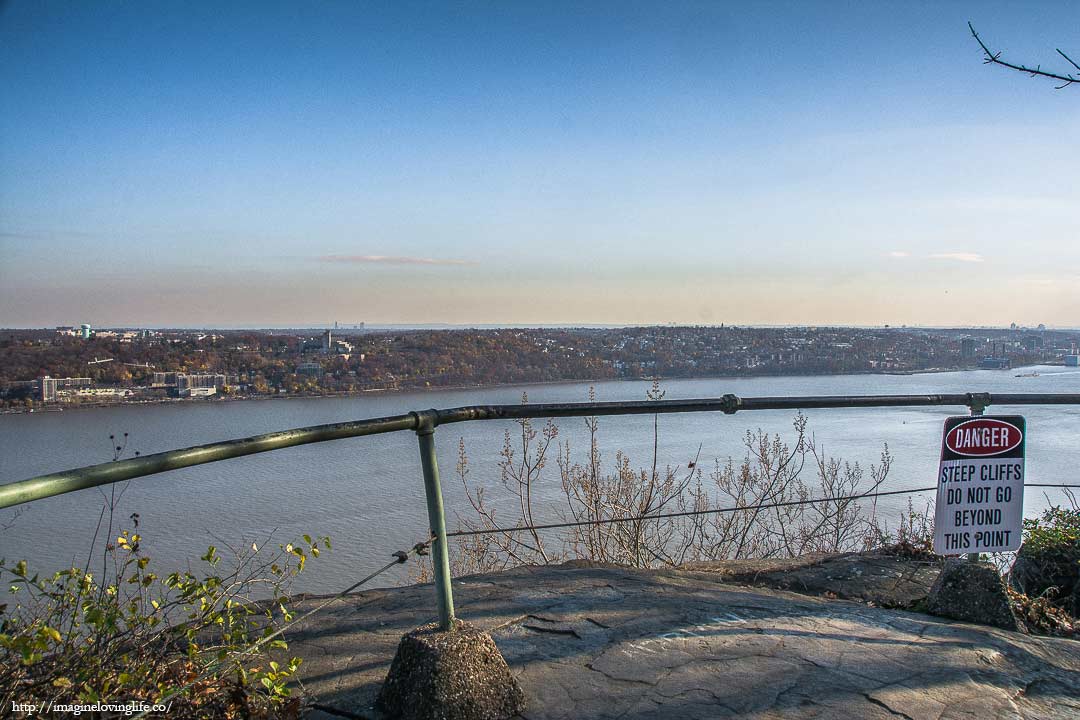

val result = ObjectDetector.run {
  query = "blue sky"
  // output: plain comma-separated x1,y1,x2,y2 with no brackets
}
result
1,1,1078,327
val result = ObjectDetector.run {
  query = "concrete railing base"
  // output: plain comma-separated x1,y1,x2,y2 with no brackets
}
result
927,558,1021,631
376,620,526,720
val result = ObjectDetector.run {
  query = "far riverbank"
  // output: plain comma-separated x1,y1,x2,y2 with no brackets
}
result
1,364,1005,416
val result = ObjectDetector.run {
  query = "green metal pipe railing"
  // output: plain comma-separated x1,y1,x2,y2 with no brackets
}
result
5,390,1080,630
12,390,1080,510
0,413,420,509
415,411,456,629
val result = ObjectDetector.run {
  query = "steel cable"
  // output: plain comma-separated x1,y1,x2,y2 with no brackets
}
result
445,484,1080,539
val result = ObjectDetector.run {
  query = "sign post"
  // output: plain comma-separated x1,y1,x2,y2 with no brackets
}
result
933,415,1025,556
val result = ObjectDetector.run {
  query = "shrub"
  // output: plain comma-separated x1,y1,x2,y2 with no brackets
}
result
1011,505,1080,617
870,499,936,560
441,385,895,576
0,514,329,718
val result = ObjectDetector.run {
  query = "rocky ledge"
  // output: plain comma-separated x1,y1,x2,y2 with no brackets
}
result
285,558,1079,720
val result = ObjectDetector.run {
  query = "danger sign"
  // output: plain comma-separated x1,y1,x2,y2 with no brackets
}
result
933,415,1025,555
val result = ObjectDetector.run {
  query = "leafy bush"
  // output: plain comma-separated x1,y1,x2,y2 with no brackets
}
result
0,513,329,718
1023,506,1080,555
1011,505,1080,617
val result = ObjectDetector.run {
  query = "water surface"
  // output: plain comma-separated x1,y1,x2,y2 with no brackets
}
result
2,367,1077,594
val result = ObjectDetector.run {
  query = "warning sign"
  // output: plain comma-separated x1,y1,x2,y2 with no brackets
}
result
933,415,1025,555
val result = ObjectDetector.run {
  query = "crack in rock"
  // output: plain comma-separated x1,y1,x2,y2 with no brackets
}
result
863,693,916,720
523,623,582,639
584,662,659,687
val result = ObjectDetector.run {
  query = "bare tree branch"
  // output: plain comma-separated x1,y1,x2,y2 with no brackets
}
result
969,21,1078,89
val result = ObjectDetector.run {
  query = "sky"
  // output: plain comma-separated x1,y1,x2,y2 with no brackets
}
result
1,1,1078,328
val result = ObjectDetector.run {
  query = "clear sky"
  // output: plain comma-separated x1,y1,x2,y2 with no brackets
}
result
1,1,1078,328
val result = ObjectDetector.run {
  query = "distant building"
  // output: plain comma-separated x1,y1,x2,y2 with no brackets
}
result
80,324,92,340
40,376,56,402
296,362,322,376
151,372,182,387
960,338,977,359
70,387,134,400
177,374,226,396
94,330,140,342
152,372,225,395
38,376,92,402
979,357,1010,370
180,373,225,389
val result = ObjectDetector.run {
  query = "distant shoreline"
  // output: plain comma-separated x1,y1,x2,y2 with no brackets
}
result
1,365,1030,416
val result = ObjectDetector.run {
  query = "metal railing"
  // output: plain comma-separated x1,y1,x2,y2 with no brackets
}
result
4,391,1080,631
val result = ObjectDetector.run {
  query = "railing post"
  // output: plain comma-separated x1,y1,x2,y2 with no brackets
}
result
965,394,990,562
415,411,456,630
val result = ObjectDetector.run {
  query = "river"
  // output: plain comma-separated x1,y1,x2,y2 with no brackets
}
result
2,367,1078,594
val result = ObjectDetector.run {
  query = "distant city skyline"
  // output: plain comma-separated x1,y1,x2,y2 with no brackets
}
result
7,321,1071,332
2,2,1078,327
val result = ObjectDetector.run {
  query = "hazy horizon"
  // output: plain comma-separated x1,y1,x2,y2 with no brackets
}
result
2,2,1078,327
4,322,1073,333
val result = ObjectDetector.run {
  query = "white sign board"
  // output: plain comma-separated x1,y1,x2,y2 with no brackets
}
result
933,415,1025,555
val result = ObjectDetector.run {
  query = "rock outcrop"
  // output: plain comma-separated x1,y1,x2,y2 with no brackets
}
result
283,560,1080,719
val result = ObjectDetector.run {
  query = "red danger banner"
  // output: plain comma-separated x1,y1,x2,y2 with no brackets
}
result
944,417,1023,457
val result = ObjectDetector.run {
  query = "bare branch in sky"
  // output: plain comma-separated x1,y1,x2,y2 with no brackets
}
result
969,21,1078,89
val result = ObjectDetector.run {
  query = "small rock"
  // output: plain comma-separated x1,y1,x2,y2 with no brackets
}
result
376,620,526,720
927,559,1021,631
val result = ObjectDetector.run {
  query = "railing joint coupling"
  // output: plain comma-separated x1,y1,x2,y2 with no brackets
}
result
966,392,991,416
412,410,439,436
